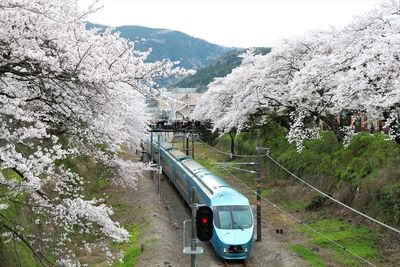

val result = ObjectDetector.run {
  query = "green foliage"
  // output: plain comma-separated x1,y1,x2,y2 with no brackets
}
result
334,133,400,185
306,195,328,211
300,219,380,266
378,183,400,224
114,224,142,267
0,239,42,267
173,49,244,91
1,168,23,181
290,244,326,267
0,171,39,267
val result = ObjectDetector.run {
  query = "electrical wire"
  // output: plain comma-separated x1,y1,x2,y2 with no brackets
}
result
265,154,400,235
195,136,268,158
223,169,377,267
218,165,256,174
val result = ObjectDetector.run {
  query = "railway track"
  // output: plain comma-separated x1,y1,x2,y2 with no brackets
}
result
220,260,249,267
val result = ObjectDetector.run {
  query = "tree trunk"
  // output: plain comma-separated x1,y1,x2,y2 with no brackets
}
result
320,113,345,142
228,132,235,158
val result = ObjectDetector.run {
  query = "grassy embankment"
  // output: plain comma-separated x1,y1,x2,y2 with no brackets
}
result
0,146,144,266
68,149,145,267
0,168,44,267
178,122,400,266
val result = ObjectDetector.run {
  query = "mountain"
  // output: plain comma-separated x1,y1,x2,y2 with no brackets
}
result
86,22,234,70
172,47,272,92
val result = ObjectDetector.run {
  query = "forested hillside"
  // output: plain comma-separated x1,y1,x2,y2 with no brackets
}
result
86,22,234,70
172,47,271,92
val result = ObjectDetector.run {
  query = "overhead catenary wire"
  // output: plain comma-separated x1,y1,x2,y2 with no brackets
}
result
196,136,268,158
223,169,377,267
217,164,256,174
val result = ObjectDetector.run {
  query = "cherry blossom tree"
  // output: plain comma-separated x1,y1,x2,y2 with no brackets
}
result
0,0,187,265
193,0,400,150
287,0,400,147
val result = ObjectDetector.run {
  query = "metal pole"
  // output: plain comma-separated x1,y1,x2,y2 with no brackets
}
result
150,130,153,161
140,141,144,162
191,130,195,159
186,133,189,156
183,132,185,153
158,135,161,200
191,190,197,267
256,129,262,242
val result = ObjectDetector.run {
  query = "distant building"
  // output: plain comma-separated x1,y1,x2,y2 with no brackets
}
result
157,88,203,120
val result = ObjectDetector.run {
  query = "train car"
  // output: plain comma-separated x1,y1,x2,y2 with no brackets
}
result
144,133,254,260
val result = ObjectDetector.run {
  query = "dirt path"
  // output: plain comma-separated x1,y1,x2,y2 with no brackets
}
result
127,171,188,267
133,171,224,267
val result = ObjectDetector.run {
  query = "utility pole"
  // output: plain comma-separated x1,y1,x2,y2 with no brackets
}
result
158,135,161,201
191,190,197,267
186,132,189,156
150,130,153,161
182,132,186,154
256,129,262,242
191,128,195,159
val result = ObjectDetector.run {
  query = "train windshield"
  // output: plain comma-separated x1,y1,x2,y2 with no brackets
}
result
213,205,252,230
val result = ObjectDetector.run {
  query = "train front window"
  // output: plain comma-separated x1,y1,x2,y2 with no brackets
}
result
214,205,252,230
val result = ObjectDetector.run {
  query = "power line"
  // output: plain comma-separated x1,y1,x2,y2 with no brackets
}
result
223,169,377,267
265,154,400,235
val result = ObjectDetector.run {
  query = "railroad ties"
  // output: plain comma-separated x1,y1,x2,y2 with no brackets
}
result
220,259,249,267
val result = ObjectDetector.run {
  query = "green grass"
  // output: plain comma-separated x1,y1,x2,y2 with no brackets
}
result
281,201,305,211
261,187,282,197
114,203,129,213
114,224,142,267
300,219,380,266
290,244,326,267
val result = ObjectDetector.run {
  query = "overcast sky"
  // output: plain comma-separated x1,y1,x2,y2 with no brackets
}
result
78,0,379,48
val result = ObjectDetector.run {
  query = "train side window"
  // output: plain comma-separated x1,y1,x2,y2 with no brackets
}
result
213,207,220,227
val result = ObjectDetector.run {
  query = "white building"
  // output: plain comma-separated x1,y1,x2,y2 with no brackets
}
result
158,88,203,120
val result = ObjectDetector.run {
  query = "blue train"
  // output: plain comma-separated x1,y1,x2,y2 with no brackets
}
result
145,133,254,260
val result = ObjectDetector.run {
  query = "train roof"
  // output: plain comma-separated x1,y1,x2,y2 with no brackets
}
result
149,133,174,151
211,187,249,206
160,142,173,151
182,159,230,193
169,149,190,161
